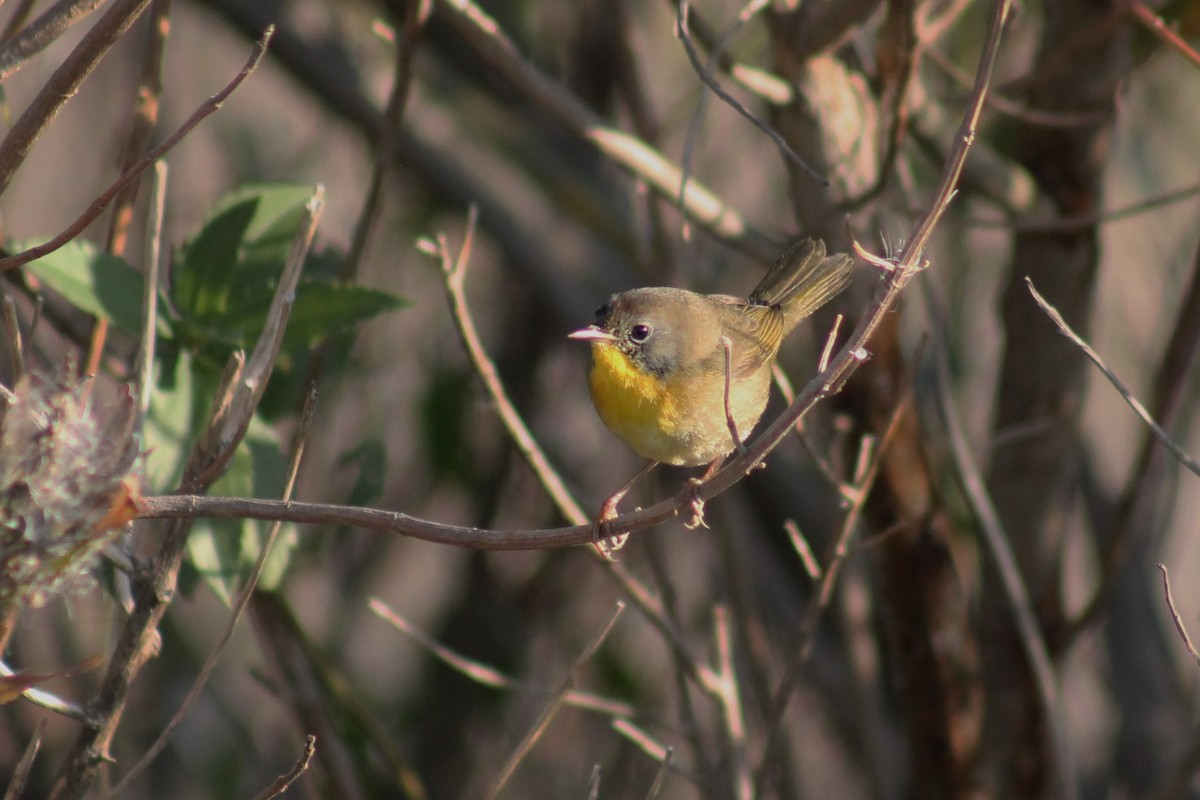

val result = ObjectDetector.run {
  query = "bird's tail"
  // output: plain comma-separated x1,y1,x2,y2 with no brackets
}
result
749,238,854,330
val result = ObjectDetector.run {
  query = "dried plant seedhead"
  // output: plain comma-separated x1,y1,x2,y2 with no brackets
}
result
0,373,143,608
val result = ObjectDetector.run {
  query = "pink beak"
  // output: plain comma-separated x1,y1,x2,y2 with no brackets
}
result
568,327,617,342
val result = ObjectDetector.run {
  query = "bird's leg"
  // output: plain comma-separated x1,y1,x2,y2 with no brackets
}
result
683,455,725,530
720,336,746,454
592,460,659,559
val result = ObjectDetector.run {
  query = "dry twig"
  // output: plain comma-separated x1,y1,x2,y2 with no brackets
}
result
0,0,153,198
250,735,317,800
485,602,626,799
0,25,275,274
369,598,636,718
1157,564,1200,668
1027,278,1200,478
103,386,318,799
48,186,322,800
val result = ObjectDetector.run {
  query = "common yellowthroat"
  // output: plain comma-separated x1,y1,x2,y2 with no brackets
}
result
570,238,853,530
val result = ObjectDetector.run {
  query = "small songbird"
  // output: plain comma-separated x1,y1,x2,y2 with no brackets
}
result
570,238,852,536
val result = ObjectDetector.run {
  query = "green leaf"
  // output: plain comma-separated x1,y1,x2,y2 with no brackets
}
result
22,241,146,334
187,416,297,604
269,283,408,347
173,183,318,331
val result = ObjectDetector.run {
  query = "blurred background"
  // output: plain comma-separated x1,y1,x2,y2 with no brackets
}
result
2,0,1200,798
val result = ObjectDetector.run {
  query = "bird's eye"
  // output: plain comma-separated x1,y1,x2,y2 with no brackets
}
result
630,323,652,342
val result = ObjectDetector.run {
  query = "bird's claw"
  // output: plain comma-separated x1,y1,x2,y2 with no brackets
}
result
682,478,709,530
590,497,630,560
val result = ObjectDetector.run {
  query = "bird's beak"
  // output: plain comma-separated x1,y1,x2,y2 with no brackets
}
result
568,326,617,342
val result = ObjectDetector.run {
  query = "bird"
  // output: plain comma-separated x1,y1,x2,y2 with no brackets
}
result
570,237,852,546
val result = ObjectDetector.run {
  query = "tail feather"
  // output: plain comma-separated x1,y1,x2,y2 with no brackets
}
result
750,238,854,330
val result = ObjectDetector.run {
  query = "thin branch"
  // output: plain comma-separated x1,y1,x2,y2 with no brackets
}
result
104,0,171,257
135,161,166,418
664,0,792,104
1157,564,1200,668
343,0,427,278
931,302,1077,800
433,0,777,259
0,0,153,199
642,745,675,800
420,210,719,695
103,386,317,799
420,210,587,524
2,717,47,800
369,598,637,718
642,537,717,797
584,765,601,800
711,606,751,800
1027,278,1200,477
250,735,317,800
967,180,1200,233
486,602,626,799
755,390,911,790
1059,236,1200,646
677,1,826,188
0,25,275,274
48,182,322,800
0,0,106,81
1124,0,1200,70
783,519,821,580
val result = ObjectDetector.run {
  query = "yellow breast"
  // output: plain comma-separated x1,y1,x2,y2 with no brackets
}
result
588,344,687,463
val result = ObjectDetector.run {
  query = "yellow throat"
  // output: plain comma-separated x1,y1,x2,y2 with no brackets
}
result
587,343,682,459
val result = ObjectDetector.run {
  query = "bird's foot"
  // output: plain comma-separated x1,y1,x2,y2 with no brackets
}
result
682,478,709,530
590,494,630,560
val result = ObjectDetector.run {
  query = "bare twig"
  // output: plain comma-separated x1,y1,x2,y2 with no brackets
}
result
0,0,106,81
0,25,275,274
1027,278,1200,477
641,538,716,796
931,301,1077,800
755,390,911,789
3,717,47,800
720,336,745,452
433,0,777,259
967,180,1200,233
0,0,153,199
104,0,171,257
420,209,588,524
1157,565,1200,668
420,210,719,693
664,0,792,104
135,161,167,418
1061,237,1200,646
343,0,428,278
783,519,822,580
250,735,317,800
103,386,317,799
368,598,636,718
584,765,601,800
677,1,825,188
712,606,751,800
642,745,675,800
1124,0,1200,70
486,602,626,799
48,183,321,800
